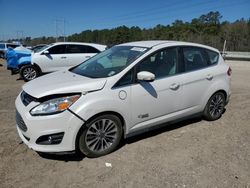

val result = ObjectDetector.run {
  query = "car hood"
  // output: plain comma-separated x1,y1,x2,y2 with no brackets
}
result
23,70,107,98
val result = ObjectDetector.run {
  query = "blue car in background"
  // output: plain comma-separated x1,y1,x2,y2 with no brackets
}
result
6,44,47,75
6,47,31,74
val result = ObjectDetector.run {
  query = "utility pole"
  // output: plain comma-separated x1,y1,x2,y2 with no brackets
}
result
63,18,66,42
55,20,58,42
16,30,24,44
223,40,227,54
55,19,66,42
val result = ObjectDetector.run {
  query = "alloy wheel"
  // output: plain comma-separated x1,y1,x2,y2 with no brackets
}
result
208,93,224,119
23,67,37,80
85,119,118,152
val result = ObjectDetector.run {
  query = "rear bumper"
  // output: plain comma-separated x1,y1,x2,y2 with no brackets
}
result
225,92,231,105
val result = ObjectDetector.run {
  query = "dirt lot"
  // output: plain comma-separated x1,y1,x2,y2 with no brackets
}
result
0,59,249,188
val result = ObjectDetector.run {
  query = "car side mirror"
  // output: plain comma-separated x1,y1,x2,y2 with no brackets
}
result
42,50,49,55
137,71,155,82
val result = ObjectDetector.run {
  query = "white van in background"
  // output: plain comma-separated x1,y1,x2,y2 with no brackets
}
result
20,42,107,81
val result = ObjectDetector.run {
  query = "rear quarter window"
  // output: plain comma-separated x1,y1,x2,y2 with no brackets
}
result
86,46,100,53
206,50,219,65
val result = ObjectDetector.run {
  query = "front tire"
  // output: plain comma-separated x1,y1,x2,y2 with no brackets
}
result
203,92,226,121
78,114,123,158
20,65,39,82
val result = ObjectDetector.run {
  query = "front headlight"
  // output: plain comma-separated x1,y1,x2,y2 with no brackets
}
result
30,95,80,116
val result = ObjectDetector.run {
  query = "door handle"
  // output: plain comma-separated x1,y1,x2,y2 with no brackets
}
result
206,74,213,80
170,83,180,90
61,56,67,59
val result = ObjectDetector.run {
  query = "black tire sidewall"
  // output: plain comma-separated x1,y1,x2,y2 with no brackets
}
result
204,92,225,121
78,114,123,158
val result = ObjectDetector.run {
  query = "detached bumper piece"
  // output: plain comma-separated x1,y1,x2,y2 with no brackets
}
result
36,132,64,145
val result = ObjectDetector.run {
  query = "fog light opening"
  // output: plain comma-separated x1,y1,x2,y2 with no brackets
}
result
36,132,64,145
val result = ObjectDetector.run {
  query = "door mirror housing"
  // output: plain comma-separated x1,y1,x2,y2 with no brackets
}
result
137,71,155,82
42,50,49,55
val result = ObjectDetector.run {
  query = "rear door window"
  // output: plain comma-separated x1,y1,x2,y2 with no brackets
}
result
66,45,85,53
66,45,99,54
182,47,208,72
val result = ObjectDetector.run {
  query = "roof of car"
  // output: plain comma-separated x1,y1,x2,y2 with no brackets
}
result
118,40,219,52
53,42,106,47
118,40,175,48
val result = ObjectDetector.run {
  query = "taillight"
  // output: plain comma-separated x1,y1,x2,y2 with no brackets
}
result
227,67,232,76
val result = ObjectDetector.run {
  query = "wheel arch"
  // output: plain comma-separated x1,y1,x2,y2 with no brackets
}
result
33,63,42,74
74,110,126,152
18,62,31,69
201,77,230,109
203,89,227,121
214,89,227,99
203,89,228,112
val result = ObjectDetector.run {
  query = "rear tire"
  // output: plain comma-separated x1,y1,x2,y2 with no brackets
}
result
20,65,39,82
78,114,123,158
203,92,226,121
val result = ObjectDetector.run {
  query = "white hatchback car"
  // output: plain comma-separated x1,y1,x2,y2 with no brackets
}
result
20,42,107,81
15,41,231,157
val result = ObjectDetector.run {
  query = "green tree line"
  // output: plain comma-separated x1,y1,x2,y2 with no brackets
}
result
11,11,250,51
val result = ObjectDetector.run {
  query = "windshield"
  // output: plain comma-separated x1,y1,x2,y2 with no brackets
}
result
32,45,46,53
70,46,149,78
35,44,52,53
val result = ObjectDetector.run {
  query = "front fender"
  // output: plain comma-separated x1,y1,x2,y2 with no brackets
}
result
18,56,31,67
69,89,131,135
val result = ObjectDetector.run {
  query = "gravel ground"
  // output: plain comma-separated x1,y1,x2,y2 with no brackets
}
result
0,59,249,188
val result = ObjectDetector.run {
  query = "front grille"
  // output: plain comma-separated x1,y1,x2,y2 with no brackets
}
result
16,111,27,132
21,91,37,106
